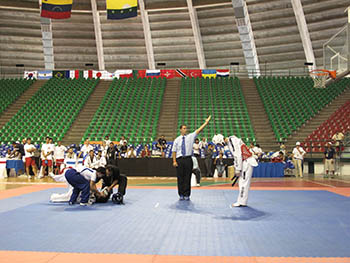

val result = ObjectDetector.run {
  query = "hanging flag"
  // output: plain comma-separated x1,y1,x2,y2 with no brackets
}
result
101,71,114,80
69,70,81,79
146,69,161,78
216,69,230,77
24,71,38,79
38,71,53,79
106,0,137,20
114,70,133,79
202,69,217,79
137,70,146,78
160,69,176,79
53,70,69,79
188,69,202,78
175,69,189,78
83,70,93,79
93,70,103,79
41,0,73,19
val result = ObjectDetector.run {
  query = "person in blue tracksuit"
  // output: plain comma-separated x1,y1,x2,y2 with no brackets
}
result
64,167,97,206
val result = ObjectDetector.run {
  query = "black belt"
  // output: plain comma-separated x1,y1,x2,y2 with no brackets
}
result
177,156,191,160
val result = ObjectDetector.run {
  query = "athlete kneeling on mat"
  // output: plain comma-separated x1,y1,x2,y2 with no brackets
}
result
94,165,127,204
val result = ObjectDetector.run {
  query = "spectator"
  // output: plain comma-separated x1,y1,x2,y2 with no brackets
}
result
119,136,127,149
204,143,214,177
11,142,21,160
119,141,128,158
85,150,96,169
280,143,287,156
191,156,201,186
78,139,93,159
140,145,151,158
95,150,107,168
5,149,14,176
24,138,38,178
324,142,336,178
54,140,66,174
272,151,284,163
126,146,137,158
214,152,227,177
199,137,208,154
107,142,117,165
104,135,111,147
18,139,26,159
40,137,54,178
156,135,167,157
193,138,200,158
332,130,344,153
101,141,108,158
64,147,77,169
292,142,306,178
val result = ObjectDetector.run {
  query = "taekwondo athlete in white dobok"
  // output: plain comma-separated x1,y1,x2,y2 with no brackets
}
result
226,135,258,207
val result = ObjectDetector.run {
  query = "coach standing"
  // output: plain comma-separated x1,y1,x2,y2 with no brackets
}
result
172,116,211,200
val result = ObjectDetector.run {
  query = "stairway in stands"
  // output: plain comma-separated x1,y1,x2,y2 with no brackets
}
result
240,78,276,152
156,78,181,141
62,80,111,145
285,88,350,151
0,80,46,129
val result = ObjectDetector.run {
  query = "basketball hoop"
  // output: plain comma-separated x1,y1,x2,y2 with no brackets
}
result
310,69,337,88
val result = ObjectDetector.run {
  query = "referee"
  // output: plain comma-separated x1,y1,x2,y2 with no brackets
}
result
172,116,211,200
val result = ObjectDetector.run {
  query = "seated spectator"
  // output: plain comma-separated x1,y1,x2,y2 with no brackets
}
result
332,130,344,153
280,143,287,156
156,135,167,157
119,141,128,158
85,150,96,169
64,147,77,169
250,143,263,160
214,152,227,177
271,151,285,163
141,145,151,158
5,149,14,176
126,146,137,158
95,150,107,168
10,142,21,160
119,136,127,150
193,138,200,157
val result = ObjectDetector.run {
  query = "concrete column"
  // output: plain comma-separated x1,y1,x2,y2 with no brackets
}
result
91,0,105,70
291,0,316,70
139,0,155,69
40,17,55,70
187,0,206,69
232,0,260,77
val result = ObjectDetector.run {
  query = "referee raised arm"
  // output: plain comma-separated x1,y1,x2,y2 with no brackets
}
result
172,116,211,200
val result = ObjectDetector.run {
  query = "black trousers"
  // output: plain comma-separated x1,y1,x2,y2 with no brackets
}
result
176,157,193,197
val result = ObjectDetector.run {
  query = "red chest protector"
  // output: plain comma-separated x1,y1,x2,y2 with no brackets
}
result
241,144,252,161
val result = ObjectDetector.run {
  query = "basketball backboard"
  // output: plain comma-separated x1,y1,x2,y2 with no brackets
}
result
323,7,350,86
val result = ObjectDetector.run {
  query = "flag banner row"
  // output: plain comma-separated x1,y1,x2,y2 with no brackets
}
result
25,69,230,80
41,0,138,20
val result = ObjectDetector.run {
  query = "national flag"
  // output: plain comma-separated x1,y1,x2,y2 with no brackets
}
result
188,69,202,78
216,69,230,77
175,69,189,78
106,0,137,20
83,70,93,79
114,70,133,79
69,70,81,79
53,70,69,79
137,70,146,78
101,71,114,80
160,69,176,79
38,71,53,79
41,0,73,19
202,69,217,79
146,69,160,78
93,70,103,79
24,71,38,79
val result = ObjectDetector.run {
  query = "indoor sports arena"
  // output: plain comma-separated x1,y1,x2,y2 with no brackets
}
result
0,0,350,262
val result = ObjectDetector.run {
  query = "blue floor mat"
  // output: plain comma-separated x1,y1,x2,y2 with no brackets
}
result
0,188,349,257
